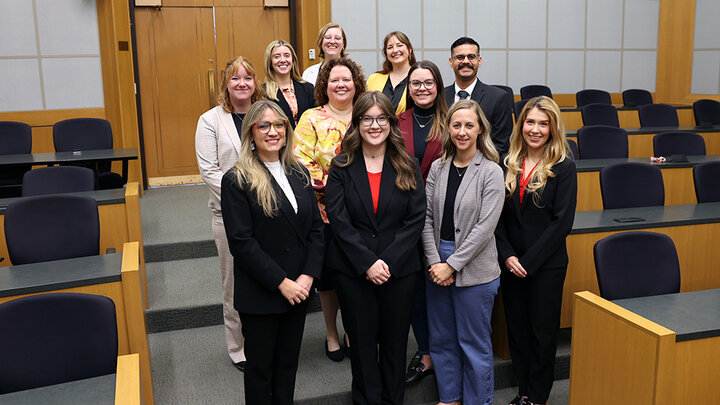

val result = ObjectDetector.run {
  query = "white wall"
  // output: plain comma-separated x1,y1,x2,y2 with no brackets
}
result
691,0,720,95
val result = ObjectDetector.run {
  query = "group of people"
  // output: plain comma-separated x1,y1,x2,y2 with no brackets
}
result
195,22,577,405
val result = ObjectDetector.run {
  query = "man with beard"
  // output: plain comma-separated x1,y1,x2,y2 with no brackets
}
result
445,37,514,155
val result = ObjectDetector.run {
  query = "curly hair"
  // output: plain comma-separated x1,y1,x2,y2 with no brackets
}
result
314,58,366,107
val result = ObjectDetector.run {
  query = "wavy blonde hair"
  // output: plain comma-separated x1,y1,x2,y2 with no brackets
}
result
218,56,265,113
263,40,305,102
232,100,309,216
440,100,498,164
503,96,569,204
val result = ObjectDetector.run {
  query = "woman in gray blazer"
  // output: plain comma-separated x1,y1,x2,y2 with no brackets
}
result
422,99,505,405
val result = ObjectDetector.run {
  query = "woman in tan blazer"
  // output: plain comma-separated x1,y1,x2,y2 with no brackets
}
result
421,99,505,405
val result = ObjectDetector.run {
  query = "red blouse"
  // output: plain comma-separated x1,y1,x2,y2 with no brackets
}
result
368,171,382,213
519,158,539,204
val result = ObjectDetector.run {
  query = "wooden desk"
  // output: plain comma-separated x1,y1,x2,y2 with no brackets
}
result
560,104,694,130
575,155,720,211
0,242,153,405
566,125,720,158
570,290,720,404
0,353,141,405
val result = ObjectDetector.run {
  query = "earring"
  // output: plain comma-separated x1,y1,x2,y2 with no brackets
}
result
250,141,256,150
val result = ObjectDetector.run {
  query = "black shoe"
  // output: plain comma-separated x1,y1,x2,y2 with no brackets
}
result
341,333,351,359
234,361,246,372
325,339,344,362
404,352,434,384
510,395,529,405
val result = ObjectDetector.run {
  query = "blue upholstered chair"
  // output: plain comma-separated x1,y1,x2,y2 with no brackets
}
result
520,85,552,100
566,139,579,160
581,103,620,127
0,121,32,198
576,125,628,159
0,292,118,394
576,89,612,107
599,162,664,210
693,161,720,203
622,89,653,107
514,99,530,122
594,231,680,300
493,84,514,97
652,132,706,157
693,99,720,126
638,104,679,127
22,166,96,196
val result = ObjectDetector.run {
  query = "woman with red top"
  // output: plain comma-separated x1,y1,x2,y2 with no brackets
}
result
325,91,426,405
495,96,577,405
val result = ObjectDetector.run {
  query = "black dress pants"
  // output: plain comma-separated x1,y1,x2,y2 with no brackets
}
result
239,300,308,405
335,271,419,405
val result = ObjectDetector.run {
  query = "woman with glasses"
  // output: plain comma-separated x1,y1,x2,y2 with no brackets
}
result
367,31,417,114
422,99,504,405
263,40,315,128
221,100,324,405
396,60,448,385
325,91,426,405
294,57,366,362
302,22,348,86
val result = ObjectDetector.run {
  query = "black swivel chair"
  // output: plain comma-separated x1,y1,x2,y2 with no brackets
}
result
638,104,679,127
581,103,620,127
576,125,628,159
693,161,720,203
593,231,681,300
692,99,720,126
622,89,653,107
22,166,96,196
0,121,33,198
52,118,124,190
4,195,100,265
520,85,553,100
514,99,530,122
493,85,514,97
0,292,118,394
576,89,612,107
566,139,579,160
652,132,706,157
599,162,664,209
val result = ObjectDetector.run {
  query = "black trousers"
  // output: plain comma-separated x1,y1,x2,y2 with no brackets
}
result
239,300,308,405
335,271,419,405
501,266,566,404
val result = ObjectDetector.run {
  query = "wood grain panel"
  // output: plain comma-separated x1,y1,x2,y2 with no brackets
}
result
99,204,130,253
656,0,696,103
296,0,331,71
0,109,105,127
627,134,655,158
115,354,141,405
576,171,602,211
701,132,720,155
673,338,720,404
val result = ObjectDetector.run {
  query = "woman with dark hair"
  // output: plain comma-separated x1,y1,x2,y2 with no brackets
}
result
496,96,577,405
302,22,348,85
263,40,315,128
294,57,366,361
367,31,417,114
221,100,323,405
325,91,426,405
195,56,264,372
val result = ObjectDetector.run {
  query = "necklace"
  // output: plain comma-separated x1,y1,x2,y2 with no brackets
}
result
454,164,467,177
412,111,434,128
233,112,244,121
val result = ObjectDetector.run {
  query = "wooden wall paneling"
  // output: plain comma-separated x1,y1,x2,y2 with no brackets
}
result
576,171,603,211
627,133,654,158
296,0,331,71
656,0,696,104
674,338,720,404
701,132,720,155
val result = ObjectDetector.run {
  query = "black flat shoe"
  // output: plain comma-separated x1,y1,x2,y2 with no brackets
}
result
325,339,344,362
234,361,246,372
404,352,434,385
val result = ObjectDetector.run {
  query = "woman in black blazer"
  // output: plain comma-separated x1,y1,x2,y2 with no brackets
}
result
263,40,315,128
221,100,324,405
495,96,577,405
325,91,426,405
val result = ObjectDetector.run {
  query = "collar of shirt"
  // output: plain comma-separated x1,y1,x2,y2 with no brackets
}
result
454,79,478,103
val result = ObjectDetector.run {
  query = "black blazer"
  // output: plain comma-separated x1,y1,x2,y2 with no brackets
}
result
266,80,315,128
445,79,514,155
325,155,426,279
221,166,324,314
495,157,577,275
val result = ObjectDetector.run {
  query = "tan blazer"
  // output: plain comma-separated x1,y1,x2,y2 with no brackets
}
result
195,105,242,211
422,151,505,287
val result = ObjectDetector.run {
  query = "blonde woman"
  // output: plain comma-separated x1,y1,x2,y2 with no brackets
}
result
302,22,348,85
495,96,577,405
220,100,323,404
367,31,417,114
263,40,315,128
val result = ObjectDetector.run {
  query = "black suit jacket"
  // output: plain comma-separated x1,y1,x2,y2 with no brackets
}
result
495,158,577,275
221,166,324,314
445,79,514,155
325,155,426,279
267,80,315,128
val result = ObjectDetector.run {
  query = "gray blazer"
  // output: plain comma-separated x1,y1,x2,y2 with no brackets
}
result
422,151,505,287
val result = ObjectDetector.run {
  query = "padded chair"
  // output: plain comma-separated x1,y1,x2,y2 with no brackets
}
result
622,89,653,107
638,103,679,127
577,125,628,159
652,132,706,157
566,139,579,160
4,195,99,265
22,166,96,196
520,85,553,100
599,162,664,209
692,99,720,125
693,161,720,203
493,85,514,97
576,89,612,107
0,121,33,198
52,118,124,189
593,231,681,300
514,99,530,122
0,292,117,394
581,103,620,127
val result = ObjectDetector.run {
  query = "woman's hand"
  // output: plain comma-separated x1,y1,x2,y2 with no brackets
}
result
504,256,527,278
365,259,391,285
278,278,310,305
295,274,314,292
429,263,455,286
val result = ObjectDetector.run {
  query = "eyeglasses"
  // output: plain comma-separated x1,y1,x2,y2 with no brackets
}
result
409,79,436,90
360,115,389,127
323,35,343,42
453,53,479,62
254,120,287,134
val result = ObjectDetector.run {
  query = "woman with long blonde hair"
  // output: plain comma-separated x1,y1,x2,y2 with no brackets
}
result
263,40,315,128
